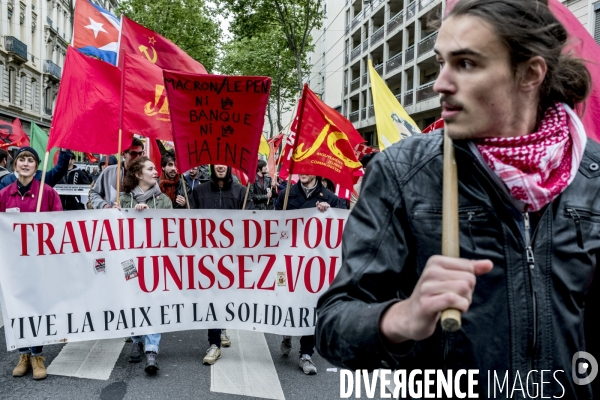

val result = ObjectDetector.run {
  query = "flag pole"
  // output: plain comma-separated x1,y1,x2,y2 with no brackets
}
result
181,173,191,209
282,175,292,210
440,131,461,332
35,151,50,213
115,129,123,207
242,182,251,210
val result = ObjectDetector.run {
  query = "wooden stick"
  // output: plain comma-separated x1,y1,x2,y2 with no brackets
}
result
181,174,191,209
242,182,251,210
35,151,50,213
282,174,292,211
441,131,461,332
115,129,123,207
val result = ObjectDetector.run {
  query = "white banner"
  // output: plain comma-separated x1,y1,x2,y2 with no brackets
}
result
53,184,91,196
0,208,348,350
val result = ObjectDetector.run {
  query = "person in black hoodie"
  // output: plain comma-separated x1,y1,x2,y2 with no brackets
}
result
274,174,341,375
191,164,254,365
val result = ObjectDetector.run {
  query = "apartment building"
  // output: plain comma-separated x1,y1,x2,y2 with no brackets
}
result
342,0,444,147
0,0,118,135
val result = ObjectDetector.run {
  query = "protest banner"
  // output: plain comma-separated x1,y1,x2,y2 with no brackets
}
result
52,185,93,196
163,72,271,181
0,208,347,350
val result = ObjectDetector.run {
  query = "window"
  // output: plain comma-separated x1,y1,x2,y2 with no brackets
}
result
595,4,600,46
0,64,4,101
8,68,15,103
20,75,26,106
45,86,52,113
31,80,37,110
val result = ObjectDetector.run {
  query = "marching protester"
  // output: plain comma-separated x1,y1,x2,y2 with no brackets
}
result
0,148,72,190
0,149,10,180
275,174,342,375
183,166,203,191
0,147,62,380
90,166,100,182
115,156,172,375
249,159,276,210
89,138,144,209
98,155,118,173
321,178,349,209
159,150,190,208
59,154,92,211
316,0,599,397
349,152,376,210
191,164,254,365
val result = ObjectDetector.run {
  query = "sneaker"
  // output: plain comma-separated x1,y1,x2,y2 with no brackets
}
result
220,329,231,347
280,336,292,357
12,354,31,377
203,344,221,365
31,356,47,380
144,352,159,375
129,341,144,363
298,354,317,375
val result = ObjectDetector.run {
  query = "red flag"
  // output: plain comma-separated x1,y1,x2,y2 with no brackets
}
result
122,53,173,141
163,72,271,182
231,167,249,186
119,16,207,74
548,0,600,142
354,143,378,160
422,118,444,134
48,48,132,153
288,84,365,192
0,119,30,150
85,153,98,163
267,140,277,182
148,138,163,178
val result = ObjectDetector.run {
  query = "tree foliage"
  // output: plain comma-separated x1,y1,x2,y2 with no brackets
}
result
116,0,221,73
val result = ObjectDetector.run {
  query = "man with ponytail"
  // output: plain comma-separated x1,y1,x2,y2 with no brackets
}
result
316,1,599,397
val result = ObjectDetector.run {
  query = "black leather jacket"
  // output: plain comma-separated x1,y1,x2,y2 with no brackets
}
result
316,131,600,398
250,173,275,210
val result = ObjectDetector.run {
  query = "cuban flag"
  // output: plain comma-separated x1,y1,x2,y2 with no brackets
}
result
73,0,120,65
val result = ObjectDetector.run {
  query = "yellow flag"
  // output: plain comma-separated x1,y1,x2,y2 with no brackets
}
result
259,134,270,159
368,60,420,150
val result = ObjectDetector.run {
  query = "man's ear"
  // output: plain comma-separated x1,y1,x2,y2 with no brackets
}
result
518,56,547,93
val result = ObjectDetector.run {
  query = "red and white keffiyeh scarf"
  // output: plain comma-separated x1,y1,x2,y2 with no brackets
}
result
475,103,587,212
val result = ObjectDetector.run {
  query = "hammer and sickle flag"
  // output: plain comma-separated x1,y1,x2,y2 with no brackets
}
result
119,16,207,74
290,84,365,192
121,53,173,141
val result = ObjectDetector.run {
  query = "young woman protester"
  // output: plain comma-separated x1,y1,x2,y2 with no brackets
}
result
115,156,172,374
0,147,63,380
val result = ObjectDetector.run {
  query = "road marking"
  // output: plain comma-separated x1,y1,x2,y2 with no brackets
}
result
47,339,124,380
211,330,286,400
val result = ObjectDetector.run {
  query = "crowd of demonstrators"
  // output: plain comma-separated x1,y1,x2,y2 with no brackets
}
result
249,159,277,210
115,156,172,375
159,150,191,209
192,164,254,365
274,174,343,375
59,153,92,211
89,138,144,209
320,178,349,209
183,165,207,192
350,152,375,210
0,148,72,191
0,147,63,380
316,0,600,397
0,149,10,180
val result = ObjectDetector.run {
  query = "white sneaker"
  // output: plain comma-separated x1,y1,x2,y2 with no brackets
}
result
221,329,231,347
299,354,317,375
203,344,221,365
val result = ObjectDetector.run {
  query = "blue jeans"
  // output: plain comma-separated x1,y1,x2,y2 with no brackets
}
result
19,346,43,356
208,329,222,348
132,334,161,354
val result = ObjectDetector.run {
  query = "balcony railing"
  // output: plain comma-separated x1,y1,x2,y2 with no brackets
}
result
351,11,363,30
416,82,438,103
43,59,61,79
395,93,403,103
368,105,374,118
371,26,384,46
349,111,360,123
361,108,367,120
351,44,362,61
350,77,361,92
44,106,53,115
419,0,436,11
372,0,385,11
406,2,417,20
385,52,403,75
363,39,369,52
405,45,415,63
4,36,28,61
418,32,438,57
404,90,414,106
345,24,350,35
361,73,368,86
374,63,383,76
387,11,404,34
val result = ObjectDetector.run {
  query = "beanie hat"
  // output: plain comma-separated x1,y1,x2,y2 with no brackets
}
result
13,146,41,166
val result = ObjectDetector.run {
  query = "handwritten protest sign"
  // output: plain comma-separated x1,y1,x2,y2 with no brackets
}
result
163,72,271,181
0,208,347,350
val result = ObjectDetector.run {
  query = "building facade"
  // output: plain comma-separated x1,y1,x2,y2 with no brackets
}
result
561,0,600,43
0,0,118,136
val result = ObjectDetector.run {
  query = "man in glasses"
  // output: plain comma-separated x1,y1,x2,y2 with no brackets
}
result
89,137,145,209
